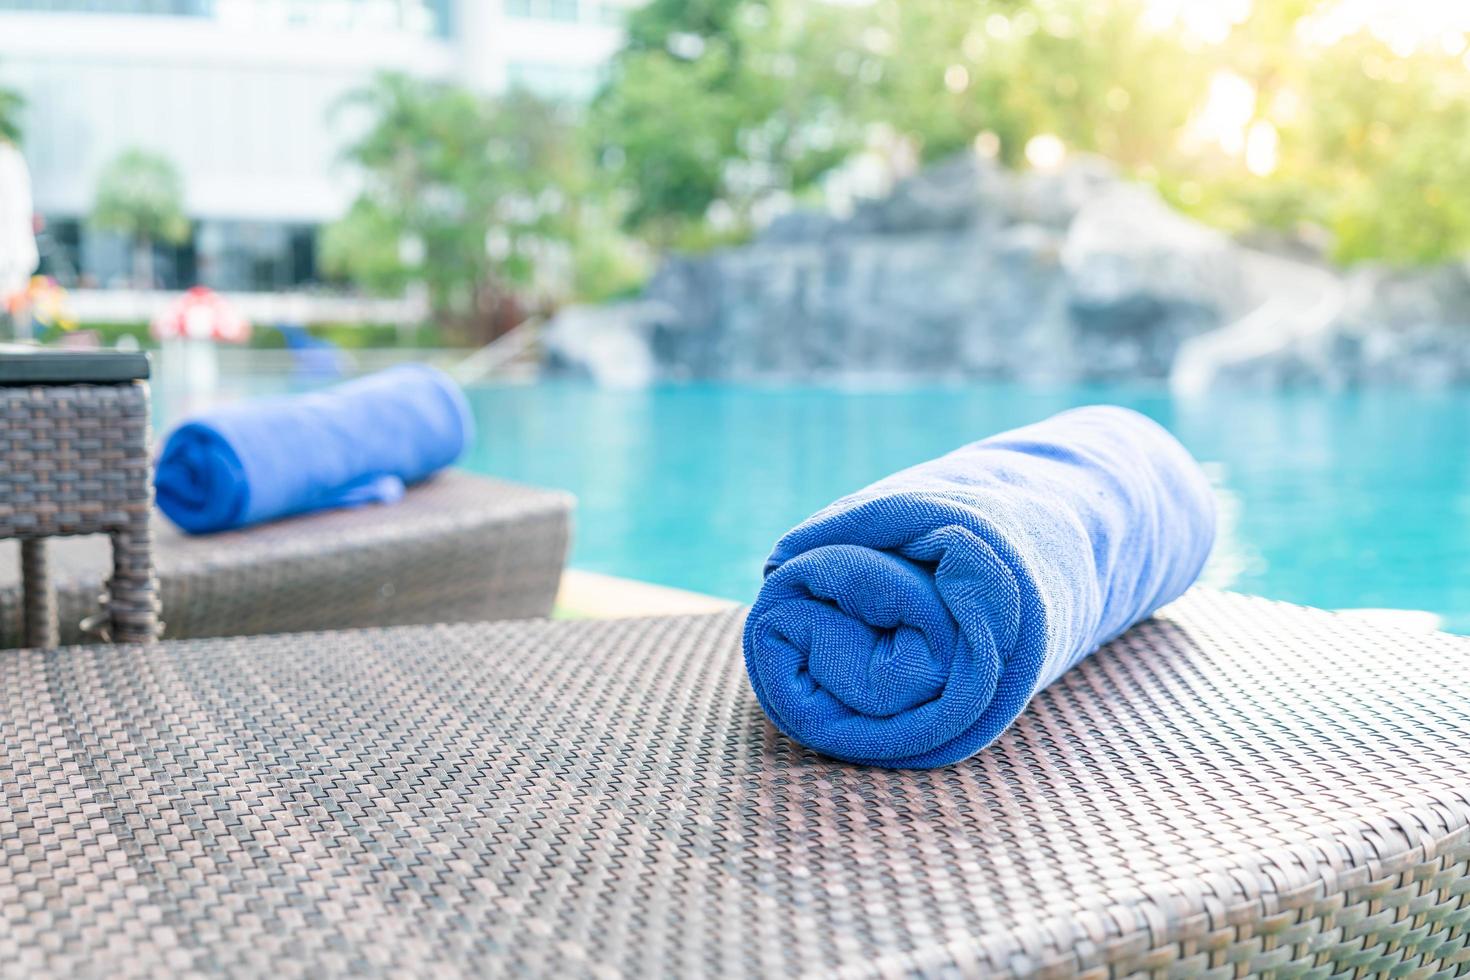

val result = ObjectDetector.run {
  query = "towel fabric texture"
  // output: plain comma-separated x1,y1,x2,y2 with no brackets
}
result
743,405,1216,769
156,364,473,534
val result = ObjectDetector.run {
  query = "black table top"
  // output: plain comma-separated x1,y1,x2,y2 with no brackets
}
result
0,345,151,385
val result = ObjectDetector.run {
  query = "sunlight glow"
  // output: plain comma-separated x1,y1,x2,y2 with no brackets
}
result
972,131,1001,159
1296,0,1470,53
1141,0,1252,45
1183,71,1257,157
1244,120,1280,177
1024,133,1066,170
1142,0,1470,54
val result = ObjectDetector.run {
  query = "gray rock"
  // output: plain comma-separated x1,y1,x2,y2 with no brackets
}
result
1345,262,1470,331
1178,257,1470,389
1333,266,1470,386
542,152,1470,389
1062,184,1244,317
542,301,664,388
844,153,1002,236
1060,183,1246,378
758,210,845,245
1008,154,1118,229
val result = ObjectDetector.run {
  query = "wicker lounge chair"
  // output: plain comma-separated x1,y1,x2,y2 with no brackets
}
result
4,589,1467,977
0,470,572,646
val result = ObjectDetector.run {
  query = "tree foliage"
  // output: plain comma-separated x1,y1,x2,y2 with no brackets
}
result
591,0,1217,244
0,84,22,145
325,1,1470,318
322,73,642,340
1210,26,1470,265
857,0,1213,168
593,0,1470,266
90,149,189,245
90,148,189,287
593,0,864,245
623,0,756,53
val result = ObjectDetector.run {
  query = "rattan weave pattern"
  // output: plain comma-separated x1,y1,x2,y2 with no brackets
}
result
3,590,1469,978
0,471,572,645
0,383,158,644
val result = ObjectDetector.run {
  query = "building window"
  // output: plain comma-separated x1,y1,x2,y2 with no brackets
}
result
195,220,319,293
506,61,602,101
75,223,196,291
0,0,212,13
503,0,622,26
42,217,317,292
0,0,452,35
504,0,574,23
35,217,82,288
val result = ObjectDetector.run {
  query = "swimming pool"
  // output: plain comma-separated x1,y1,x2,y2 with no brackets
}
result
453,381,1470,631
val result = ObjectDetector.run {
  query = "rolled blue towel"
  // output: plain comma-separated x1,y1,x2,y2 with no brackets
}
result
156,364,473,534
743,405,1216,769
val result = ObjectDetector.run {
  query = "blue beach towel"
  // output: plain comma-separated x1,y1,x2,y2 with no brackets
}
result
742,405,1216,769
156,364,473,534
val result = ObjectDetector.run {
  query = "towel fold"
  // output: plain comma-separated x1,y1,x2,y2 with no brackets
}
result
742,405,1216,769
156,364,473,534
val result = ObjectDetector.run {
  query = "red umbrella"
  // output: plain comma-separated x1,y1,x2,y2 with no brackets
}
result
151,286,251,344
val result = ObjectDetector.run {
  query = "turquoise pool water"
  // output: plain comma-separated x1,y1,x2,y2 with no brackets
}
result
453,381,1470,631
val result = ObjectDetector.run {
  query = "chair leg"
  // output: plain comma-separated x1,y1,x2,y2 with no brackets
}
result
20,538,59,649
106,518,161,644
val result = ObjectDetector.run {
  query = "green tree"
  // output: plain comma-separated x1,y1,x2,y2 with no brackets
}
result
600,0,1470,268
594,0,863,247
866,0,1470,266
0,84,22,144
1311,42,1470,264
90,149,189,288
852,0,1210,169
1208,27,1470,265
595,0,1209,245
593,48,741,244
623,0,757,53
323,74,634,341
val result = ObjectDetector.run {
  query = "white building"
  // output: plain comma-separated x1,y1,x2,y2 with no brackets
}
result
0,0,636,292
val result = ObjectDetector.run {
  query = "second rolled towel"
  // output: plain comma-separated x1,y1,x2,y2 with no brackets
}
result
156,363,473,534
742,405,1216,769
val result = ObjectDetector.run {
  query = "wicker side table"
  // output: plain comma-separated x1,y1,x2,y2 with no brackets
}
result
0,347,159,647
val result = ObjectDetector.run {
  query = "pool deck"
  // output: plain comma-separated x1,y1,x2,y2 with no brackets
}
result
555,569,741,619
1333,607,1443,632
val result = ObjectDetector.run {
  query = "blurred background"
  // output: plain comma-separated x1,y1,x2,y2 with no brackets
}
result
1,0,1468,626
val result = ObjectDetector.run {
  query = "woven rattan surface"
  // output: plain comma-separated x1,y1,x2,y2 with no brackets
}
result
0,470,571,646
4,590,1469,978
0,383,158,644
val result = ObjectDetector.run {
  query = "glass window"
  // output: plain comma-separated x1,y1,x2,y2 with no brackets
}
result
35,217,82,288
0,0,452,35
0,1,213,15
506,61,601,101
75,224,196,291
503,0,620,25
194,220,318,292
